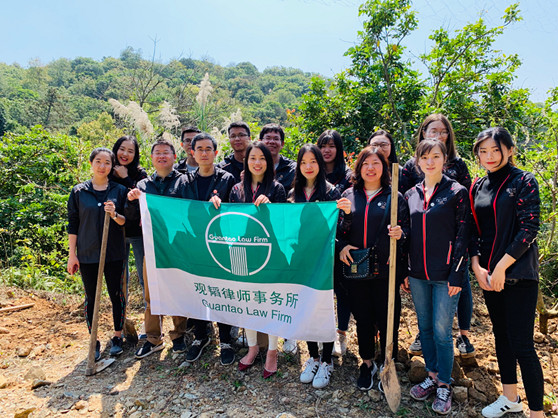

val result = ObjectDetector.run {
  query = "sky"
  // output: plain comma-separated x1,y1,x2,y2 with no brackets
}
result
1,0,556,102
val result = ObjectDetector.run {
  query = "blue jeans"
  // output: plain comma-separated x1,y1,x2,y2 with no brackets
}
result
409,277,460,385
125,236,145,305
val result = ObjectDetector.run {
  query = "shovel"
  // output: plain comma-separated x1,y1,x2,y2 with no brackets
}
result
379,163,401,412
85,212,116,376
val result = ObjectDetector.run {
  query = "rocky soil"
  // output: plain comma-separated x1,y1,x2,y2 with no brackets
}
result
0,284,557,418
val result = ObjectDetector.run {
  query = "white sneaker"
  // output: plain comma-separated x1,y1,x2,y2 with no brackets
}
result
482,395,523,418
300,358,320,383
332,331,347,357
312,361,334,388
283,339,298,355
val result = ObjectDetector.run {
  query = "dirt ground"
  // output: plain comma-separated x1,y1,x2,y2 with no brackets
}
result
0,283,557,418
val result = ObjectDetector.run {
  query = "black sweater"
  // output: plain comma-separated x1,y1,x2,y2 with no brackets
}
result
109,167,148,237
288,181,341,203
470,164,540,280
326,167,353,195
217,154,244,183
184,166,236,202
275,155,297,193
400,156,471,194
405,175,470,286
230,180,287,203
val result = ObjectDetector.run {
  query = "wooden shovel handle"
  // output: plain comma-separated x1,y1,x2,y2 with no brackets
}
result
385,163,399,363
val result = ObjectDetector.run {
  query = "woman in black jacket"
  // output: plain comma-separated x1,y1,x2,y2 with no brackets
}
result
288,144,351,389
109,136,148,312
470,127,543,418
338,145,409,392
232,141,286,379
67,148,128,360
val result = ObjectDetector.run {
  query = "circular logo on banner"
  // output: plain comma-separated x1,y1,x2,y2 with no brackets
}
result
205,212,272,276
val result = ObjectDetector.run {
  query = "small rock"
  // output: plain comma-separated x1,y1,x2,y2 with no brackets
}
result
486,361,499,374
548,323,556,333
74,400,88,410
129,412,142,418
14,408,36,418
455,377,473,388
0,327,9,334
6,291,15,298
32,379,52,389
184,393,198,400
135,399,148,408
395,362,406,372
275,414,296,418
534,332,545,344
453,386,468,403
367,389,382,402
24,366,46,381
408,356,428,383
468,387,487,403
0,375,7,388
17,346,32,357
178,361,191,369
180,412,193,418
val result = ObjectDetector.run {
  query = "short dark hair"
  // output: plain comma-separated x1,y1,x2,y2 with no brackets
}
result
259,123,285,143
473,127,515,166
414,139,447,175
181,126,201,141
228,121,251,137
243,141,275,197
352,145,391,190
89,147,115,166
191,132,218,151
416,114,457,160
292,144,328,201
317,129,346,178
151,140,176,155
112,135,142,176
368,129,398,164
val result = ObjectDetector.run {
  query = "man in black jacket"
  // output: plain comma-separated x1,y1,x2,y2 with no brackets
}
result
260,123,296,193
125,140,191,359
184,133,237,365
217,121,251,183
175,126,201,174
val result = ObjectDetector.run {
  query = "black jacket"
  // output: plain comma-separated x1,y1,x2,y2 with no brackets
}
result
109,167,148,237
230,180,286,203
124,169,190,222
275,155,297,193
217,154,244,183
67,180,127,263
326,167,353,195
288,181,341,203
184,166,236,202
174,158,197,174
338,186,410,281
400,156,471,194
405,175,470,286
470,164,539,280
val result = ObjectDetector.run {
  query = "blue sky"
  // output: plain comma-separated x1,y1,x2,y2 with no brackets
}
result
1,0,555,102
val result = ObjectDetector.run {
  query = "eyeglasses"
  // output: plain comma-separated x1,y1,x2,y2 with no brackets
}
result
153,151,173,157
370,142,390,149
195,148,214,154
262,136,281,142
230,133,249,140
425,130,449,138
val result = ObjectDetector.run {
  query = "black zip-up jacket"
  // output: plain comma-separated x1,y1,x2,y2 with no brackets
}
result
275,155,297,193
338,186,410,281
287,181,341,203
400,156,471,194
470,164,539,280
67,180,127,263
326,167,353,195
184,166,236,202
405,175,470,286
109,168,148,237
124,169,190,222
217,154,244,183
230,180,286,203
174,158,197,174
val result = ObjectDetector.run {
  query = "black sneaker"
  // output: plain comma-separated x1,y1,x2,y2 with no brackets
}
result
456,335,475,358
219,343,235,365
110,336,123,356
186,338,210,362
95,340,101,362
135,340,165,359
357,362,378,391
172,336,187,353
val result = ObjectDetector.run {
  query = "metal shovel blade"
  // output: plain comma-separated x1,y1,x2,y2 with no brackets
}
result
85,357,115,376
380,357,401,413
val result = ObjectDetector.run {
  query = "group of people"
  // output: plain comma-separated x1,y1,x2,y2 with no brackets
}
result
67,115,544,417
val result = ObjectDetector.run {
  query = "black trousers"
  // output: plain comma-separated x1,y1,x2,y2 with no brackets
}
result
346,277,401,362
192,319,232,344
307,341,334,363
483,280,544,411
80,260,125,332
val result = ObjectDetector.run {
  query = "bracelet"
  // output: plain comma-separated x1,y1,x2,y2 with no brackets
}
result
111,212,118,220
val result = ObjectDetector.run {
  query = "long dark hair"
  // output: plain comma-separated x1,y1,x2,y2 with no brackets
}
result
293,144,328,200
352,145,391,190
242,141,275,198
473,127,515,167
368,129,398,164
317,129,346,179
112,135,142,179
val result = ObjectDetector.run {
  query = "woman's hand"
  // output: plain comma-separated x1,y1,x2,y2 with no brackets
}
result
387,225,403,240
336,198,351,214
209,195,222,209
339,244,358,266
489,265,506,292
448,284,462,297
401,277,410,293
104,200,116,217
127,188,141,201
254,194,270,207
113,165,128,179
67,254,79,275
472,256,493,291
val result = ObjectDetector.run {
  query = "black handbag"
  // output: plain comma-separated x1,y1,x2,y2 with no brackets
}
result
342,194,391,280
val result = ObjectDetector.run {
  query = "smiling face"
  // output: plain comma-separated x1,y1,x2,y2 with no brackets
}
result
417,144,446,177
319,139,337,164
477,137,513,172
261,131,283,158
151,144,176,172
90,151,113,178
423,120,449,145
369,135,391,159
229,127,251,153
247,146,267,180
300,151,320,184
181,132,198,154
360,153,383,189
116,140,135,166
